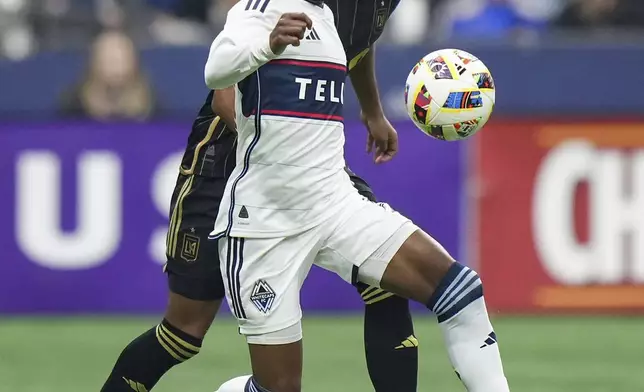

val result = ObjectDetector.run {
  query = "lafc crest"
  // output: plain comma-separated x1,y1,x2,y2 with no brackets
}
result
375,5,388,32
180,233,200,262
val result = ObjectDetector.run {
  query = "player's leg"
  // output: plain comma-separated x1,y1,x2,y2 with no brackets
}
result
324,197,509,392
354,282,418,391
373,229,509,391
101,296,220,392
216,232,321,392
371,228,509,391
346,168,418,392
101,224,225,392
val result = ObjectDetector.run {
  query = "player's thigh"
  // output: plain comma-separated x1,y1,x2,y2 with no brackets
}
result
338,200,455,304
217,231,321,338
165,226,225,336
316,197,416,287
379,229,455,304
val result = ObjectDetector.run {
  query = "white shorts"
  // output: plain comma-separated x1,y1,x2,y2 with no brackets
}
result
218,192,418,337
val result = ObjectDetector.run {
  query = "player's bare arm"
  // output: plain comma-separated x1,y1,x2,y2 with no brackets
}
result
212,87,237,131
350,48,398,164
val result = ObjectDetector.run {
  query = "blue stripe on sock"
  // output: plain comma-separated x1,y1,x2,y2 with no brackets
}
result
437,284,484,323
427,262,486,323
435,273,480,314
244,377,255,392
427,262,465,310
245,377,270,392
434,268,474,312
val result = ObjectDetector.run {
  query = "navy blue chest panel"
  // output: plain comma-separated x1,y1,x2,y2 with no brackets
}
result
239,59,347,122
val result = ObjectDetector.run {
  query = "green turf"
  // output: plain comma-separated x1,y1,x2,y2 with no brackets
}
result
0,315,642,391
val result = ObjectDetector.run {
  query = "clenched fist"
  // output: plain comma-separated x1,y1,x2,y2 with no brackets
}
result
269,13,313,55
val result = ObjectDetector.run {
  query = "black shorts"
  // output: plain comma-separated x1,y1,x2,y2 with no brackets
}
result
166,222,226,301
164,113,235,302
165,118,377,301
165,168,231,300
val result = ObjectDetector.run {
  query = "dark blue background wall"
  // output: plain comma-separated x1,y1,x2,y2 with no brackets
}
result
2,40,644,119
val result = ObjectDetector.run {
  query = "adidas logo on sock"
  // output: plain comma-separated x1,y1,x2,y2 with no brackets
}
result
122,377,149,392
479,331,498,348
395,335,419,350
304,27,321,41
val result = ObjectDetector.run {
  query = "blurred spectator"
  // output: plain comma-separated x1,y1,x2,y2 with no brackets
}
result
0,0,35,60
5,0,644,59
432,0,563,39
556,0,644,28
59,30,158,121
147,0,210,23
387,0,430,45
145,0,218,45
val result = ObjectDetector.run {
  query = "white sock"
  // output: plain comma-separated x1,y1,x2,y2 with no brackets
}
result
215,375,251,392
428,263,509,391
438,297,509,392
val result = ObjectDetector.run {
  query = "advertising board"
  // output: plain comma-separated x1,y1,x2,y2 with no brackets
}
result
474,120,644,313
0,121,462,313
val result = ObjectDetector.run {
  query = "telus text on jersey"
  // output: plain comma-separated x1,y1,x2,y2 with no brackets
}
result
295,77,344,104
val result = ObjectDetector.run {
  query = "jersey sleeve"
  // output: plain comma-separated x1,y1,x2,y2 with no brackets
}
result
204,5,278,89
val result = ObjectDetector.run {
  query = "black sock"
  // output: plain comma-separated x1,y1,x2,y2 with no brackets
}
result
360,285,418,392
101,319,202,392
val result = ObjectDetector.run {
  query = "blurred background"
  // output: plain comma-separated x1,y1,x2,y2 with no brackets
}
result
1,0,644,391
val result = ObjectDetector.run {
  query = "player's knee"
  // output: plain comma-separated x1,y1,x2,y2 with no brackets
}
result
164,310,216,339
165,317,211,340
164,293,221,339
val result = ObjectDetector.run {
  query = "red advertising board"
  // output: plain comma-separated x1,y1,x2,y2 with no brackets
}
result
472,119,644,313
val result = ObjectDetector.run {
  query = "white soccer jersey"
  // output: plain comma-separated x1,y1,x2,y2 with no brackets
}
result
206,0,355,238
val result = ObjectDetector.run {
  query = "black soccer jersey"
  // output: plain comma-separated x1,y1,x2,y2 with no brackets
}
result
326,0,401,70
178,90,236,180
171,90,236,228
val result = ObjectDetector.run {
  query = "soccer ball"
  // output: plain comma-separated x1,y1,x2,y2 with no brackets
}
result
404,49,495,141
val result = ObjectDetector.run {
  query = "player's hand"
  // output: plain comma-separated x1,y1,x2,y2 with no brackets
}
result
363,112,398,164
269,13,312,55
